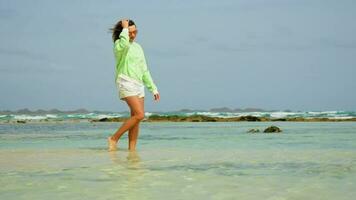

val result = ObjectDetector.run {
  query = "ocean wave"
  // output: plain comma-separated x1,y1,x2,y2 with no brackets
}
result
94,114,122,119
1,111,355,121
13,115,47,120
145,112,155,117
269,112,301,118
46,114,58,118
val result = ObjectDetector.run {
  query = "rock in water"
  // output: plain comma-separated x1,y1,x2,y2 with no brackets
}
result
263,126,282,133
98,117,108,122
247,128,260,133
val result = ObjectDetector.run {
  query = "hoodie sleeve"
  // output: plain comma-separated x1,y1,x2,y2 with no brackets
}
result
114,28,129,51
142,53,159,94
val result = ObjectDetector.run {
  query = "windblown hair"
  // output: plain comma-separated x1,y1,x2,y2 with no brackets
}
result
109,19,136,42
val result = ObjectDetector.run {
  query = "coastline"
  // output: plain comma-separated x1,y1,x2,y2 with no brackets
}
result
2,114,356,124
92,114,356,122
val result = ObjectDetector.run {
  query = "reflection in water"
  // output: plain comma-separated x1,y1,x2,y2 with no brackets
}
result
108,150,143,170
107,150,148,199
127,151,142,170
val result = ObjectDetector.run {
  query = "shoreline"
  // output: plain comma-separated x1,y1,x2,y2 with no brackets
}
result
2,114,356,124
94,114,356,122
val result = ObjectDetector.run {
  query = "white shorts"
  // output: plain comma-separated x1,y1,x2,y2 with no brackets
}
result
116,74,145,101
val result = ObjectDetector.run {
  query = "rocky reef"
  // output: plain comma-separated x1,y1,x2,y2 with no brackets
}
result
90,115,356,123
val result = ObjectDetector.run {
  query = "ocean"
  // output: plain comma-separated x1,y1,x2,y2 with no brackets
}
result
1,110,356,122
0,121,355,199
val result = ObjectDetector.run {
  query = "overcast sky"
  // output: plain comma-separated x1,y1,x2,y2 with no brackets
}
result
1,0,355,112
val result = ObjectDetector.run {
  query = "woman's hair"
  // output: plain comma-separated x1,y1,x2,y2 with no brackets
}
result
109,19,136,42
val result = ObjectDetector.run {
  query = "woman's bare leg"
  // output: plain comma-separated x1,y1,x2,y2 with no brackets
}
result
108,96,144,150
128,97,144,151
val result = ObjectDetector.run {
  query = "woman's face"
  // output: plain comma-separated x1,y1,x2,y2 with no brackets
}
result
128,25,137,42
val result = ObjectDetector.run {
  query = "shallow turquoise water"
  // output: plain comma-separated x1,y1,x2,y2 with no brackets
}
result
0,122,355,200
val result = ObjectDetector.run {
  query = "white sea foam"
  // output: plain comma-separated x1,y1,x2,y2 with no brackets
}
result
95,114,121,119
145,112,155,117
270,112,300,118
328,116,353,119
195,112,221,117
13,115,47,120
307,111,338,116
239,112,266,117
185,112,233,118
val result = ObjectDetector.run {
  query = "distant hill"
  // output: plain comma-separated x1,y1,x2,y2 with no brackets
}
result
210,107,270,112
177,107,274,113
0,108,92,115
1,107,285,115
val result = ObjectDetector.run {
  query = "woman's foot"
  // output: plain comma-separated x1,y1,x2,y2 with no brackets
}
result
107,136,117,151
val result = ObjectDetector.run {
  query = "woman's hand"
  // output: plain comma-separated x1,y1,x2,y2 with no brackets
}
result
154,93,160,102
121,19,129,28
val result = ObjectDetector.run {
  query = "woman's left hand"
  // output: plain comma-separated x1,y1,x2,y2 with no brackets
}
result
154,93,160,102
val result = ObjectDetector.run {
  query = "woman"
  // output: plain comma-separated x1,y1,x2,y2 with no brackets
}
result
108,19,160,151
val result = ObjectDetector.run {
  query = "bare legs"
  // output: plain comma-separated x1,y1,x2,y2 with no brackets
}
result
128,96,144,150
128,111,140,150
108,96,144,151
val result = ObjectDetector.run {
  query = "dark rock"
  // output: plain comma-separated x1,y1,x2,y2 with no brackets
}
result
98,117,108,122
16,120,26,123
271,118,287,121
263,126,282,133
239,116,261,121
201,115,217,122
247,128,260,133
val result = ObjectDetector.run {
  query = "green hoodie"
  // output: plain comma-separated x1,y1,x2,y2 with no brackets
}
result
113,28,158,94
